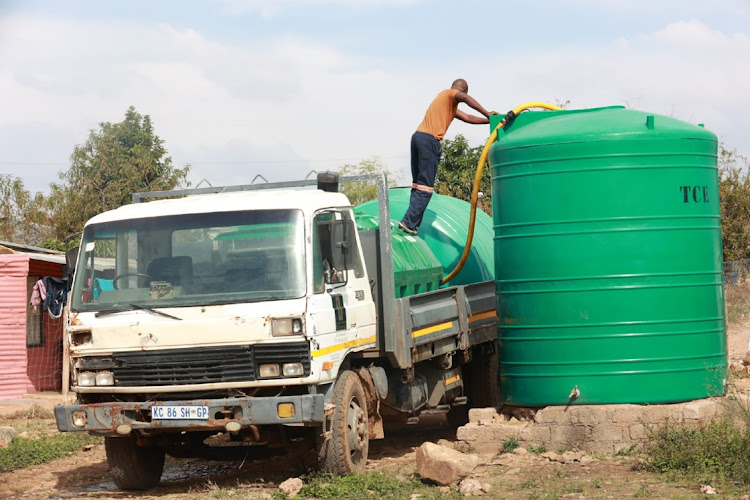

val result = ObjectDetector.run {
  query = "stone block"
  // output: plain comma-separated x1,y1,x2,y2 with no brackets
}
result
568,406,607,425
628,423,648,441
610,405,647,424
590,424,624,442
525,424,552,443
456,423,523,453
682,399,718,421
548,424,592,449
634,405,674,425
468,408,500,423
533,406,571,424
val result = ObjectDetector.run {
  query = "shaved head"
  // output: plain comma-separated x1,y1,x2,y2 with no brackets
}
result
451,78,468,92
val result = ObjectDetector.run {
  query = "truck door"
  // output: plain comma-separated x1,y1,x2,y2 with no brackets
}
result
308,211,376,369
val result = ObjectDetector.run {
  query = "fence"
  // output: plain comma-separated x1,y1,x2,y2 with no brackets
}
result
724,260,750,286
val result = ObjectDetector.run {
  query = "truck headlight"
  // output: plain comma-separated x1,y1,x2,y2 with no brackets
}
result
95,371,115,386
282,362,304,377
78,372,96,387
272,318,303,337
259,363,280,378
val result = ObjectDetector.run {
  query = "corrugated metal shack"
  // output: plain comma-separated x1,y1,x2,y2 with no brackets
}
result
0,243,66,399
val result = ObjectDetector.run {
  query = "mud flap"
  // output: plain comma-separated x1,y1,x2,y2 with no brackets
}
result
356,367,385,439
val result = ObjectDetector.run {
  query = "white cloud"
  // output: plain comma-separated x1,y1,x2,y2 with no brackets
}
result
218,0,420,18
0,14,748,197
568,0,749,18
0,14,424,191
449,20,750,157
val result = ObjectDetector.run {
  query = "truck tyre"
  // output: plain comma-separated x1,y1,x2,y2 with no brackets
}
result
319,370,369,473
446,404,469,428
105,436,165,490
447,344,500,427
468,344,500,409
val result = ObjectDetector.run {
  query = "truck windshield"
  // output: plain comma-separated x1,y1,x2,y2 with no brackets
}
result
70,209,306,312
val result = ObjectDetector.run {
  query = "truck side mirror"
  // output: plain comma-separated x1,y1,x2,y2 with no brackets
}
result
64,231,82,281
330,220,356,271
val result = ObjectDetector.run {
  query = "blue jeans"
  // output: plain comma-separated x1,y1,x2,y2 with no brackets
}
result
402,131,441,229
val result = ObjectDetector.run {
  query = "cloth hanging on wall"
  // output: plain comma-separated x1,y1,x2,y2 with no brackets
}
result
29,279,47,311
42,276,68,319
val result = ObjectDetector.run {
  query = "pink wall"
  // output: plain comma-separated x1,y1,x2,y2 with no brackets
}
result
0,254,65,399
0,254,31,399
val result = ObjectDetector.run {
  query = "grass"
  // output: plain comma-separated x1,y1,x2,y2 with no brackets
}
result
615,443,639,456
2,404,55,420
634,484,652,497
0,432,101,472
0,404,102,473
0,404,58,435
287,471,462,499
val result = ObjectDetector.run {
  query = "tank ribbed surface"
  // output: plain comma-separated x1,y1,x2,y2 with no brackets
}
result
489,106,727,406
354,212,442,298
355,188,495,289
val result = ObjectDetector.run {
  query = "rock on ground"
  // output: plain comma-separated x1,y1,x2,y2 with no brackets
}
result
416,442,480,486
459,477,483,494
0,427,15,448
278,477,303,498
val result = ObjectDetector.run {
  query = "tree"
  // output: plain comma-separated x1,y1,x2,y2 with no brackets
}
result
718,144,750,262
49,107,190,238
0,174,53,246
337,157,402,206
434,134,491,215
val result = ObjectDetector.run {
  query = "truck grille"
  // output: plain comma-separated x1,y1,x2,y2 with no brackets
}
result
77,342,311,386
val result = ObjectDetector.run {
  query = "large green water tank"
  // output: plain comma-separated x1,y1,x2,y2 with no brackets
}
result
489,106,727,406
355,188,495,291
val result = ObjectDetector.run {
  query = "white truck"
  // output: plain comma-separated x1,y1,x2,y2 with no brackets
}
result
54,174,499,490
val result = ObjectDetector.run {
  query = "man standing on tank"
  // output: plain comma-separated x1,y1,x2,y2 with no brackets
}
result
399,79,498,235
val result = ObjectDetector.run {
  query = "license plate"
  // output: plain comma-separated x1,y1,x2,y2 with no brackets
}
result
151,405,209,420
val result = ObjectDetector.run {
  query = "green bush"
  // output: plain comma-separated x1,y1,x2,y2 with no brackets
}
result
644,418,750,486
501,436,520,454
0,433,100,472
528,444,547,455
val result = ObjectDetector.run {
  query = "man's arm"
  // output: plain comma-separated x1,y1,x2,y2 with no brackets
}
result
455,109,489,124
455,91,498,124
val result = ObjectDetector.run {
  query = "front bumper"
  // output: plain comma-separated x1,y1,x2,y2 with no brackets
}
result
55,394,325,434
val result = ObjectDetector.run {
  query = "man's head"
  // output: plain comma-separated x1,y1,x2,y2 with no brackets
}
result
451,78,468,93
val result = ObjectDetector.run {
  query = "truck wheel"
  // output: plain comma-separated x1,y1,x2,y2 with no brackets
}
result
468,344,500,409
447,344,500,428
105,436,165,490
320,370,369,473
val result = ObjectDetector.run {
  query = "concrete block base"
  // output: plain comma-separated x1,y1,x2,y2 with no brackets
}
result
457,397,732,454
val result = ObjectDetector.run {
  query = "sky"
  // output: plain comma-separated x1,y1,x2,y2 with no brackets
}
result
1,0,749,194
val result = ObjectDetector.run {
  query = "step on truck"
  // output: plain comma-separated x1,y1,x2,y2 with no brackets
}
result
54,173,499,490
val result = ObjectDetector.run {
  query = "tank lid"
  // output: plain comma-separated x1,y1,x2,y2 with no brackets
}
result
490,106,716,150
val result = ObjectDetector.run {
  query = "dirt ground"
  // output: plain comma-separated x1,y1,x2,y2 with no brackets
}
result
2,323,750,500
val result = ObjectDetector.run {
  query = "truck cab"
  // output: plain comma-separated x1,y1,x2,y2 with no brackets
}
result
55,174,498,490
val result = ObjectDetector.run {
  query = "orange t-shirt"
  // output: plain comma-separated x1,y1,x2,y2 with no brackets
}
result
416,88,460,140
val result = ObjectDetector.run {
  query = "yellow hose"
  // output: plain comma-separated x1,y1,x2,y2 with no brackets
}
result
440,101,562,285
